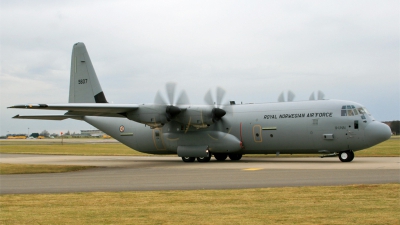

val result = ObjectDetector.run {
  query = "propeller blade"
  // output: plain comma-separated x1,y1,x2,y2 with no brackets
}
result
154,91,166,105
216,87,226,107
309,92,315,100
317,90,325,100
278,92,285,102
204,89,214,106
176,90,190,105
287,90,295,102
165,82,177,105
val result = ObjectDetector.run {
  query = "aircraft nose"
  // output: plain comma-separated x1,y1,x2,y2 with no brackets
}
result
364,121,392,147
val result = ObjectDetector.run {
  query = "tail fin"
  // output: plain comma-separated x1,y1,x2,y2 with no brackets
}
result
69,42,108,103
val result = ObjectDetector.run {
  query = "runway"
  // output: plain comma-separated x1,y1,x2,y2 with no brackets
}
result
1,154,399,194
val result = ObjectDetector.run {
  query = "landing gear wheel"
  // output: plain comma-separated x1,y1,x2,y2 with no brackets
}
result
214,153,228,161
182,157,195,162
228,153,242,161
338,151,354,162
197,156,211,162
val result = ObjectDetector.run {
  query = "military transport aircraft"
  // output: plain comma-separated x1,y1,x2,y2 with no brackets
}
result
8,43,392,162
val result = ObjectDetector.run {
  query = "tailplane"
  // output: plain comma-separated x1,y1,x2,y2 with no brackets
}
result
69,42,108,103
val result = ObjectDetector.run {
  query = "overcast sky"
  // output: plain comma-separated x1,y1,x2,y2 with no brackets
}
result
1,0,399,135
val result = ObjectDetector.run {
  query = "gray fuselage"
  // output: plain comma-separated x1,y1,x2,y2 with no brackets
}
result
84,99,391,155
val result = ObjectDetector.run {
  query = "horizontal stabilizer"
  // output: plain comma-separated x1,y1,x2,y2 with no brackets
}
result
12,114,83,120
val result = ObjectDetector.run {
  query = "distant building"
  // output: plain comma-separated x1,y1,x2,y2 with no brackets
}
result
80,130,106,137
30,133,40,138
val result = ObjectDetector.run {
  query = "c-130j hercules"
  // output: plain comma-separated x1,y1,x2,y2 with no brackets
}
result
9,43,392,162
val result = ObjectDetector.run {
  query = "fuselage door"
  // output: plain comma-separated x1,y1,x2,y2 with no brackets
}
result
253,125,262,142
152,128,166,150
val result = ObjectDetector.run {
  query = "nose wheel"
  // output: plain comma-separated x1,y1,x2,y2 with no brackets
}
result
338,150,354,162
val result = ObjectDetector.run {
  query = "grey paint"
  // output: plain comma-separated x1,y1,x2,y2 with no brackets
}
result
9,43,392,160
69,43,104,103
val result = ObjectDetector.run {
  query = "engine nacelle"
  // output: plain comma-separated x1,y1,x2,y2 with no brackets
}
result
173,106,214,129
126,104,168,128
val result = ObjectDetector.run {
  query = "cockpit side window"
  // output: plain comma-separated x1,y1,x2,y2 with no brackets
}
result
341,108,347,116
363,108,371,115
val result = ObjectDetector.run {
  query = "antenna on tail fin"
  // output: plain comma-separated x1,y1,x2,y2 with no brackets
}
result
69,42,108,103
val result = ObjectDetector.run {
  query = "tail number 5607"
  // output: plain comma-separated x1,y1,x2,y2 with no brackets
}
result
78,79,88,84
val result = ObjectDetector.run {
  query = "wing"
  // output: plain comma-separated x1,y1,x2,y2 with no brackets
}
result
12,114,83,120
8,103,139,119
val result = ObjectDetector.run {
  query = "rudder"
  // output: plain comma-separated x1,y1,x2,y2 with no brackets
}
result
69,42,108,103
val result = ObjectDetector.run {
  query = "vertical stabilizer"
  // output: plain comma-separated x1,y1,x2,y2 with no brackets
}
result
69,42,108,103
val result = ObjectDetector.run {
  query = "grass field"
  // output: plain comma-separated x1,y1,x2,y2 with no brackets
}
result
0,136,398,156
0,142,150,156
1,139,398,224
1,184,398,225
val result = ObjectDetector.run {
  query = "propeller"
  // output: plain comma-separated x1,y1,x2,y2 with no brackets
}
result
204,87,227,123
278,90,295,102
154,82,190,121
309,91,325,100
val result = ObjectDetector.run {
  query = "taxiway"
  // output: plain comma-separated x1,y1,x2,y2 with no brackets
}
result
0,154,398,194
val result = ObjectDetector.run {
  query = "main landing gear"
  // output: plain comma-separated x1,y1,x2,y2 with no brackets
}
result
338,150,354,162
181,156,212,162
181,153,243,162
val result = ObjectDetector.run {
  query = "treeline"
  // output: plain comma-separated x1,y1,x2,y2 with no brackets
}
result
387,121,400,135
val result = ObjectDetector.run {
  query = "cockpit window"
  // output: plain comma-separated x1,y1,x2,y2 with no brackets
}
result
342,105,370,117
363,108,371,115
357,107,371,117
